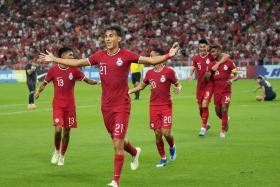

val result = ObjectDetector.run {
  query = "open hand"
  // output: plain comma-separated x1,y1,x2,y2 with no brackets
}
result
169,42,180,57
38,50,55,62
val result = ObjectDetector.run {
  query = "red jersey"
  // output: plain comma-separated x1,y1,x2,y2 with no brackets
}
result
192,53,215,91
143,66,178,106
211,60,236,93
44,65,85,108
88,49,140,107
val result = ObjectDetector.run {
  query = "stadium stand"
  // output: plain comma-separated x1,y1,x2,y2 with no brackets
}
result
0,0,279,69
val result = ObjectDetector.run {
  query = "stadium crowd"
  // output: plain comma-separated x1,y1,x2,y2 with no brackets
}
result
0,0,279,69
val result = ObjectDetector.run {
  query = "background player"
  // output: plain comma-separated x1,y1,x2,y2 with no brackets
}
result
130,63,144,100
39,26,179,187
255,75,276,101
35,47,99,166
128,49,182,168
25,61,37,110
209,44,239,138
187,39,230,136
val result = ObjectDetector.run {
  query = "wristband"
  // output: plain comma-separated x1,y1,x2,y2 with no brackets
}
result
165,53,171,59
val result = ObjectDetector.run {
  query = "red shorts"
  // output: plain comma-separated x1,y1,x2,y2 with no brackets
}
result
101,104,130,139
197,85,213,105
150,105,172,130
53,107,77,128
214,92,231,108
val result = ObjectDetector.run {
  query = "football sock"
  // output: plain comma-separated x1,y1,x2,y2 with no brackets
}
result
124,142,137,156
135,91,140,99
156,139,166,158
29,93,34,104
201,107,209,128
113,154,124,184
61,143,68,156
221,112,228,132
165,135,174,148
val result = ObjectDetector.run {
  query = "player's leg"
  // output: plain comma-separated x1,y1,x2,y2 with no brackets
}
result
256,95,264,101
134,72,141,100
198,89,212,136
27,82,35,109
51,125,62,164
220,94,231,138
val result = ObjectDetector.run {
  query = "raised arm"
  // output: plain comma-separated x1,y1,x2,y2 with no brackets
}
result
138,42,179,65
35,82,48,99
83,77,101,85
128,82,147,94
212,53,230,71
39,51,89,67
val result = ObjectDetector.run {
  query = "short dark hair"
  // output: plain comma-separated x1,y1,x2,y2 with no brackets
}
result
151,48,165,55
257,75,264,80
105,25,123,37
199,39,208,45
58,47,73,58
210,44,222,50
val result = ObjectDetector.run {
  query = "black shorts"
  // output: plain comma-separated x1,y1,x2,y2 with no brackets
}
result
131,72,141,84
264,94,276,101
27,81,36,92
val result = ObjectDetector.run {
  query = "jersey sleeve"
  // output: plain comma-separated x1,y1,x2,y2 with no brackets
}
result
44,68,53,83
75,68,86,81
87,52,100,66
169,68,179,84
126,50,140,63
143,71,150,85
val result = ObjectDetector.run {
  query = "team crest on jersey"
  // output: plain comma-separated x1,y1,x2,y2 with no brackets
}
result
150,123,154,128
116,58,123,66
206,58,210,64
55,118,59,123
224,65,228,70
69,73,73,80
160,75,166,83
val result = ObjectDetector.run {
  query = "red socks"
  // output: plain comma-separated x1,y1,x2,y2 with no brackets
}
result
201,107,209,128
156,139,166,159
221,112,228,132
113,154,125,184
124,142,137,156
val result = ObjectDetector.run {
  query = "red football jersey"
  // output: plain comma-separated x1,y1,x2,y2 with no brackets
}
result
143,66,178,106
211,60,236,93
192,53,215,91
87,49,140,106
44,65,85,108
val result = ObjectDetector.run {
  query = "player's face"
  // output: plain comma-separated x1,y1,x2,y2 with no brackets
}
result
198,43,208,56
210,48,220,59
104,30,121,50
62,51,74,59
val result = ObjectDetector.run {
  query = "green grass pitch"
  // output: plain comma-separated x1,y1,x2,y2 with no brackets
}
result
0,80,279,187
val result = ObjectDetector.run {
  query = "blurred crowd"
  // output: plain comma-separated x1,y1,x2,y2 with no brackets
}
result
0,0,279,70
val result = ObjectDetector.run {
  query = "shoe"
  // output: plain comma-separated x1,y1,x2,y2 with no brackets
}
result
131,147,141,170
198,127,207,136
169,145,176,161
107,180,118,187
51,150,59,164
31,104,37,109
57,155,65,166
220,131,226,138
206,124,211,131
27,104,33,110
156,159,167,168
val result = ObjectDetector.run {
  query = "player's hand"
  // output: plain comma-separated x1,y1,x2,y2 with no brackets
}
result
38,50,55,62
34,91,40,99
97,81,101,85
227,80,233,85
187,75,193,81
211,63,220,71
173,86,182,94
168,42,180,57
203,71,211,82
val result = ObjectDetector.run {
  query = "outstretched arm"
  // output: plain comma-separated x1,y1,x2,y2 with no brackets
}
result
138,42,179,65
35,82,48,99
39,51,89,67
212,53,230,71
128,82,147,94
83,77,101,85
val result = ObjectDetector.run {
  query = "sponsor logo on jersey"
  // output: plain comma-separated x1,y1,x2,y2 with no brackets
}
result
116,58,123,66
69,73,73,80
160,75,166,83
224,65,228,70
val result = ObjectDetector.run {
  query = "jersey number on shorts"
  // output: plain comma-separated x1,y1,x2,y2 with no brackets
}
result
57,77,64,87
68,117,75,126
163,116,172,124
115,123,123,135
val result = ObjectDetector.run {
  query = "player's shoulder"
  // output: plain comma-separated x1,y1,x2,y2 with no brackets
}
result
164,66,175,72
192,54,200,60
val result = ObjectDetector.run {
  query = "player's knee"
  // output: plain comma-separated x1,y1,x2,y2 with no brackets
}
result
221,107,228,113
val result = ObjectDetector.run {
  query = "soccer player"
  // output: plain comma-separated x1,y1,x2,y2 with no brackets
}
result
255,75,276,101
25,61,37,110
35,47,99,166
209,44,239,138
187,39,230,136
39,26,179,187
130,63,144,100
128,49,182,168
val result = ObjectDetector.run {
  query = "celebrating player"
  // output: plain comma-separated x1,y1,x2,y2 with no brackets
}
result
129,49,182,168
35,47,99,166
39,26,179,187
187,39,230,136
209,44,239,138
